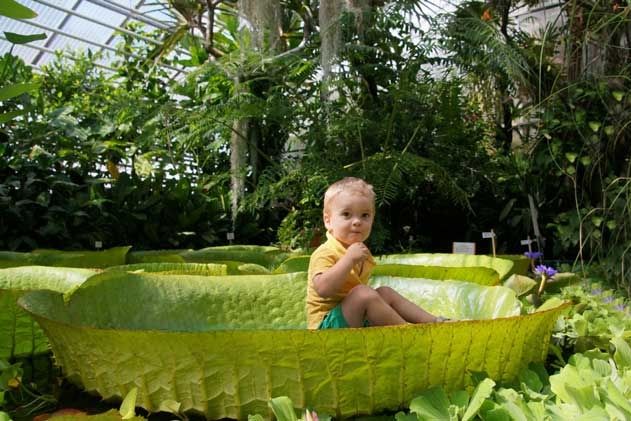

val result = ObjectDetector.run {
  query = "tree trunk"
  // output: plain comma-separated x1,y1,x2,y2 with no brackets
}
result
229,0,282,227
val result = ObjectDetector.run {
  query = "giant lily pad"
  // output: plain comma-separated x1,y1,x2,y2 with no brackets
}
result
20,271,568,419
0,266,95,359
180,245,292,269
0,247,130,269
372,264,500,285
377,253,515,281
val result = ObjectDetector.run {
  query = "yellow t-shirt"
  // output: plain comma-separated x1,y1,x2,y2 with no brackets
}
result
306,232,375,329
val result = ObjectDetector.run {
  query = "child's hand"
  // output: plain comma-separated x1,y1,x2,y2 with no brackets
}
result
345,242,370,265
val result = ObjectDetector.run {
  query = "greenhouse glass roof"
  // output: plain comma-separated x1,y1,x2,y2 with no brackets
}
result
0,0,189,77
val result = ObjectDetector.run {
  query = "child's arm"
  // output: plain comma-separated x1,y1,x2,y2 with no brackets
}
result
312,242,370,298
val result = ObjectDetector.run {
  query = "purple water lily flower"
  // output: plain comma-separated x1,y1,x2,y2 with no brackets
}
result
534,265,557,278
524,251,543,259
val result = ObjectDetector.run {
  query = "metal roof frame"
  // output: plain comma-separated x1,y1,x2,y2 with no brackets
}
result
0,0,191,77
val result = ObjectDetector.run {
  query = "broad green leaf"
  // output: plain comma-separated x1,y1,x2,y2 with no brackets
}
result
4,32,46,44
565,152,577,163
409,387,450,419
503,274,536,296
518,368,543,393
612,91,624,102
373,264,499,286
119,387,138,419
18,271,568,419
0,83,40,101
31,246,130,268
462,378,495,421
535,297,566,313
377,253,514,281
0,412,10,421
182,245,290,269
107,262,228,276
449,390,469,411
273,255,310,273
603,379,631,415
0,266,95,359
497,255,530,277
268,396,298,421
248,414,266,421
611,337,631,368
369,276,521,319
126,249,188,264
0,0,37,19
494,388,531,421
549,365,600,412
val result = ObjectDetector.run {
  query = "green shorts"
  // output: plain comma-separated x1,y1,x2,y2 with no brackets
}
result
318,304,369,329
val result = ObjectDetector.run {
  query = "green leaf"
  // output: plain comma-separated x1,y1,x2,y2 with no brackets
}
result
612,91,624,102
462,378,495,421
268,396,298,421
369,276,521,320
611,337,631,368
604,126,615,136
0,109,27,124
518,368,543,393
377,253,514,281
564,152,577,163
373,263,500,286
0,266,95,359
248,415,266,421
450,390,469,411
394,412,418,421
503,274,536,296
0,0,37,19
119,387,138,419
588,121,601,132
17,271,569,419
603,379,631,415
0,411,11,421
157,399,181,414
4,32,46,44
0,83,40,101
409,387,451,419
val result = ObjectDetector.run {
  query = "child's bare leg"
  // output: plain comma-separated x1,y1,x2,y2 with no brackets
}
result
341,285,406,327
375,286,437,323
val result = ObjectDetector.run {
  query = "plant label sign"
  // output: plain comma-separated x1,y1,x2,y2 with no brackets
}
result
452,242,476,255
482,232,495,239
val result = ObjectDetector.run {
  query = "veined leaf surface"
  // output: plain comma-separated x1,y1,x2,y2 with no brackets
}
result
0,246,130,269
377,253,514,281
181,245,293,269
106,262,228,276
372,264,500,285
0,266,95,359
20,271,568,419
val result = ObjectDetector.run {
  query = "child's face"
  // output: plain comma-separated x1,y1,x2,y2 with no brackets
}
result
324,191,374,247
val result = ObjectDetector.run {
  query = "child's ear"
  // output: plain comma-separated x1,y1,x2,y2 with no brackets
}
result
323,212,331,230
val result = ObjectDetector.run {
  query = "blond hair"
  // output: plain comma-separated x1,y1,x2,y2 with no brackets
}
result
323,177,375,214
